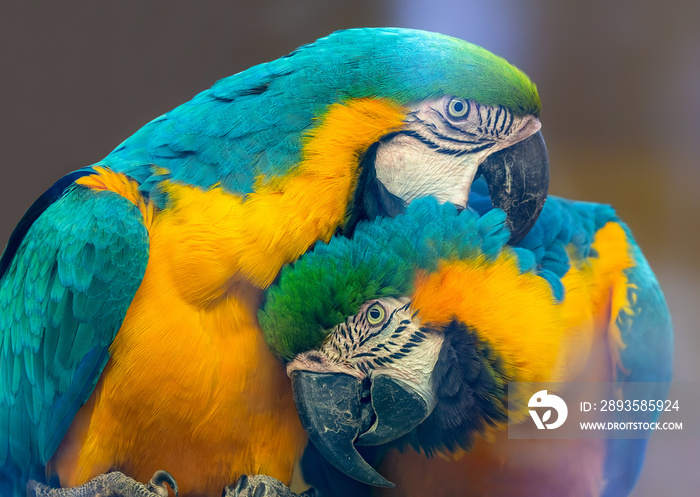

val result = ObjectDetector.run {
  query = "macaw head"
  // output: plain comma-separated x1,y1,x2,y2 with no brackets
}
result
305,28,549,243
259,198,566,487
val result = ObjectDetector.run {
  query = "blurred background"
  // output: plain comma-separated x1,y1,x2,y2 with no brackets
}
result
1,1,697,495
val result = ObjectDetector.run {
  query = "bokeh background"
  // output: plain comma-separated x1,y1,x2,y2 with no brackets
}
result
1,1,698,495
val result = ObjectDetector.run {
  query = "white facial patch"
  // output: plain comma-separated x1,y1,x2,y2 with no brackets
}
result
374,134,486,208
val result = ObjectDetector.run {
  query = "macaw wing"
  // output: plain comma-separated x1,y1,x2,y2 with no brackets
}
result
0,175,149,491
601,226,673,497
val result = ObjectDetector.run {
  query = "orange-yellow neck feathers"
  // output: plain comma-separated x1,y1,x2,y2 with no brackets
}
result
412,252,563,385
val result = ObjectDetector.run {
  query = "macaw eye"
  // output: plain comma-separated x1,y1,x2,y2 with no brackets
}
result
447,97,469,119
366,302,386,326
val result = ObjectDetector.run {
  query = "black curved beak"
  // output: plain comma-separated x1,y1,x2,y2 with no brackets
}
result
291,371,394,488
477,130,549,244
292,371,430,488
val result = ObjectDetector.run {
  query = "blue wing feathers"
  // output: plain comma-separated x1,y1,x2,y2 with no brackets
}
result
619,242,673,383
601,238,672,496
0,184,149,493
46,345,111,462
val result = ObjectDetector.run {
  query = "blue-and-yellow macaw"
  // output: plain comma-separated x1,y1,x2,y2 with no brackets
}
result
259,191,673,497
0,29,549,496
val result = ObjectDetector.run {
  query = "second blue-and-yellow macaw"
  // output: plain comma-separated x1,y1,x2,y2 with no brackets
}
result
259,188,673,497
0,28,549,496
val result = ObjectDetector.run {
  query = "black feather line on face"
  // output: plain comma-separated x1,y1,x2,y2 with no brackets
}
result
391,320,511,456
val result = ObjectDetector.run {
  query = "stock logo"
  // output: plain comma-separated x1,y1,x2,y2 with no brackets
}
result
528,390,568,429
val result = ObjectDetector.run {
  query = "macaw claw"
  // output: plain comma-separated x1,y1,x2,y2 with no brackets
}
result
147,470,179,497
27,470,178,497
224,475,317,497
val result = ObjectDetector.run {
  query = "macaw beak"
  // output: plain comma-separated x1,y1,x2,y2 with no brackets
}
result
291,371,433,487
477,130,549,244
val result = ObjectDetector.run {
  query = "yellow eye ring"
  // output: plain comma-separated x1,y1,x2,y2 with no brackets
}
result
366,302,386,326
447,97,469,119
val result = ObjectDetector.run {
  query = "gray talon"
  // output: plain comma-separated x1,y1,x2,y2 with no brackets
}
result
252,482,266,497
147,470,178,497
234,474,248,495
